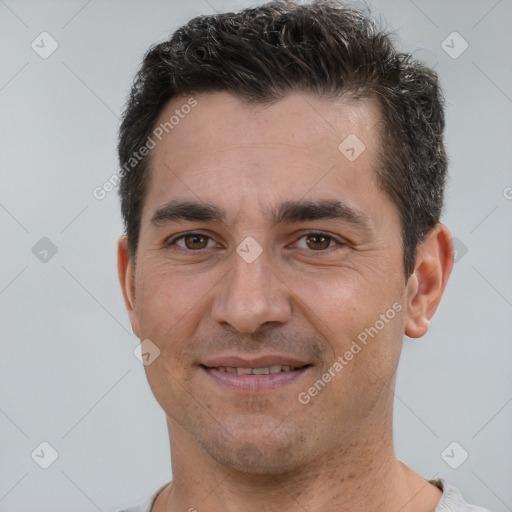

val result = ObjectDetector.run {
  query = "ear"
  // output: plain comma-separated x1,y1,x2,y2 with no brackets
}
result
404,223,454,338
117,236,140,338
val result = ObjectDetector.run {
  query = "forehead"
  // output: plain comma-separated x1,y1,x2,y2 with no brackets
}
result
151,90,382,160
142,91,389,227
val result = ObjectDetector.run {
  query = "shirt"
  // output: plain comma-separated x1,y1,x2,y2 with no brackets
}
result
114,478,492,512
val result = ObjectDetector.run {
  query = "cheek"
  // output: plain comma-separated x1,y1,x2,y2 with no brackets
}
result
134,260,227,381
283,265,385,335
134,263,203,414
134,264,194,370
288,264,405,373
342,299,406,392
136,261,208,328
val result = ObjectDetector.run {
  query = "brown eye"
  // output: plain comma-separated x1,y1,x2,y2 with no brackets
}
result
294,232,340,251
182,234,209,250
305,233,332,250
166,232,216,251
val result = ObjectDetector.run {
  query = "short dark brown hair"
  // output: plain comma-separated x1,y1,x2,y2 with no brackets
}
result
118,0,447,278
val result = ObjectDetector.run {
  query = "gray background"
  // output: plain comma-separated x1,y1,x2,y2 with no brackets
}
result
1,0,511,510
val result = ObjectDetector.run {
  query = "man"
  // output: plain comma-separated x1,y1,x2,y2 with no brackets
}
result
115,1,491,511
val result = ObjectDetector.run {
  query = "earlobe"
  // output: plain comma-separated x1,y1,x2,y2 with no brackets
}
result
404,224,454,339
117,236,140,338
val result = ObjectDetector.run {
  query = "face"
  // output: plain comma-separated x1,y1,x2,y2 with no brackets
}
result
119,91,427,473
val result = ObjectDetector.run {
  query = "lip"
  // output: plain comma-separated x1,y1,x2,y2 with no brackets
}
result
200,365,312,392
201,354,311,369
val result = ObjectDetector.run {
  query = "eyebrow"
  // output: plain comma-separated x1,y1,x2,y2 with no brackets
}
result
150,199,372,231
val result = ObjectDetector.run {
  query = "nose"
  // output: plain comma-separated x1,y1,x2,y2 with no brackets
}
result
211,246,292,333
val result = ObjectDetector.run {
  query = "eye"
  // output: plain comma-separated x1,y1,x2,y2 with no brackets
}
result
167,232,219,251
165,231,344,253
294,232,341,251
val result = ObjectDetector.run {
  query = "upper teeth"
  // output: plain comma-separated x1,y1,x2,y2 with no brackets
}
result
215,365,298,374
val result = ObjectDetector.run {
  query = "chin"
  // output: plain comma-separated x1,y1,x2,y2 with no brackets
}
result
204,442,304,475
196,416,310,474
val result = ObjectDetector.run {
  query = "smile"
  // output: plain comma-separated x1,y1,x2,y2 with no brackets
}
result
200,364,312,392
210,365,302,374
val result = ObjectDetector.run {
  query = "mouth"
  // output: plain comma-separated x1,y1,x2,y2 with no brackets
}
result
199,363,313,392
203,364,309,374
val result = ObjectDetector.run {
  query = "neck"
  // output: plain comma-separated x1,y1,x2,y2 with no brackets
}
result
155,413,441,512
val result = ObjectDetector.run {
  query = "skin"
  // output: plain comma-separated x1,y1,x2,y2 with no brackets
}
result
118,91,453,512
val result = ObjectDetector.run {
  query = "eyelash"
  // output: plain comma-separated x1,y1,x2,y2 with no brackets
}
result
165,231,345,254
